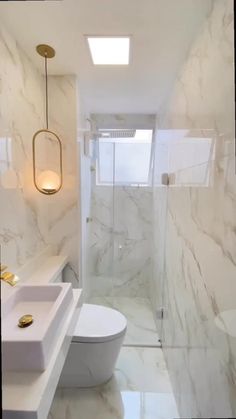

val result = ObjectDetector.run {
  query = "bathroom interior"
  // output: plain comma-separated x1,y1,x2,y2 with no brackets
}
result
0,0,235,418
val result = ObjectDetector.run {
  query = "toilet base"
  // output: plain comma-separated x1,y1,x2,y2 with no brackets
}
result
58,333,125,388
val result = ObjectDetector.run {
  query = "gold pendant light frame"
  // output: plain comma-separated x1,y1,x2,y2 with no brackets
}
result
32,44,63,195
32,129,63,195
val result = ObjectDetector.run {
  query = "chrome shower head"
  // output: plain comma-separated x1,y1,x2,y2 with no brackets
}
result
98,129,136,139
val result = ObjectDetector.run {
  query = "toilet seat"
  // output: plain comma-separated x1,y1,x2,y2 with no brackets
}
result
72,304,127,343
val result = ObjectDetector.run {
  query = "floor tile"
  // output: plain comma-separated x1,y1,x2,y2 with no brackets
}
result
115,348,172,393
49,387,179,419
49,348,179,419
88,297,159,345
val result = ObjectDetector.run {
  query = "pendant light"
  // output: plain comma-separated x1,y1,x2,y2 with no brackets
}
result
32,44,63,195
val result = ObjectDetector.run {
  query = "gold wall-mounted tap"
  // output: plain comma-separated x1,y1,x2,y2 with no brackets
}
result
0,264,19,286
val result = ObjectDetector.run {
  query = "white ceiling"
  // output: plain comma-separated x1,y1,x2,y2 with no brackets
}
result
0,0,212,114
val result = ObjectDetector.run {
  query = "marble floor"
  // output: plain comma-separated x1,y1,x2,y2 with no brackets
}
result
49,347,179,419
88,297,160,346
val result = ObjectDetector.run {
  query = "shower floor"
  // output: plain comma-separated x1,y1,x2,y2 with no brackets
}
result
88,297,160,346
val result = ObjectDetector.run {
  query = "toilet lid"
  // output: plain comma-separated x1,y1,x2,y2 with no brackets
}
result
73,304,127,343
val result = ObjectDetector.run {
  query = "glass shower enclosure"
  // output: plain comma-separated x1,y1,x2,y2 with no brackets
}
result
83,116,160,346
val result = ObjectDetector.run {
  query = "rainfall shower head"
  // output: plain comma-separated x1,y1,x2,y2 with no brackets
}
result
98,129,136,139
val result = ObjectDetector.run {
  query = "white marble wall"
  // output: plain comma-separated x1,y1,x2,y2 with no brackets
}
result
0,24,79,283
0,24,46,269
46,76,80,284
153,0,236,417
88,184,153,297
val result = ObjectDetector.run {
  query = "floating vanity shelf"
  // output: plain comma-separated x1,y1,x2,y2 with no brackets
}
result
2,254,83,419
2,289,82,419
2,283,73,371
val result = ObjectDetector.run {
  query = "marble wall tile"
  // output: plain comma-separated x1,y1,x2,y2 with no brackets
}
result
88,185,153,297
45,76,80,284
152,0,236,417
91,113,156,130
0,24,47,269
0,24,80,283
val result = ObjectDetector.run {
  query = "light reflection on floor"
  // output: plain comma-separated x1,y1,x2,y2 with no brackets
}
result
49,348,179,419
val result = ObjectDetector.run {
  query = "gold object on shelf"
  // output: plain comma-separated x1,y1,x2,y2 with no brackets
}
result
2,272,14,281
18,314,34,328
0,270,18,286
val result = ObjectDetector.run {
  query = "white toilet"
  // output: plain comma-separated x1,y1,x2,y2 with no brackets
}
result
59,303,127,387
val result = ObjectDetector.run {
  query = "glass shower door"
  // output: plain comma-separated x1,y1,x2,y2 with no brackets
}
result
87,139,115,300
112,134,160,346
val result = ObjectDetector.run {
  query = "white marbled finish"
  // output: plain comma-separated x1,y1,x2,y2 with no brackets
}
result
0,24,80,283
152,1,236,417
89,296,159,345
45,76,80,285
88,185,153,297
3,289,83,419
0,24,47,269
49,348,179,419
91,113,156,130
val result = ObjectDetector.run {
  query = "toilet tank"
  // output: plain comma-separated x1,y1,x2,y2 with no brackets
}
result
62,265,80,289
47,257,80,289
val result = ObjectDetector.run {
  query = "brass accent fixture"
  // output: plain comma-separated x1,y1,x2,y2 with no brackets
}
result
36,44,55,59
32,44,63,195
33,129,63,194
0,264,19,286
18,314,34,328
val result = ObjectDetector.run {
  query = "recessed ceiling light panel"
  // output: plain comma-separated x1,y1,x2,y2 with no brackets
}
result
87,36,130,65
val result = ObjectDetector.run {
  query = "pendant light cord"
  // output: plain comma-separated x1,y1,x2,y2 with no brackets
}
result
45,53,49,130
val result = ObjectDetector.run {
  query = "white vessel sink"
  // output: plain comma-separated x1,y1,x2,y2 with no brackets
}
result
2,283,73,372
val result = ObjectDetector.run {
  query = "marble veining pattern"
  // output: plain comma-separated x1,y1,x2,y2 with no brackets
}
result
49,348,179,419
0,24,80,282
0,24,46,269
152,1,236,417
88,185,153,297
89,297,159,346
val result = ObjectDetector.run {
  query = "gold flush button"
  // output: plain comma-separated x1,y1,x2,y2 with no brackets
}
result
18,314,34,328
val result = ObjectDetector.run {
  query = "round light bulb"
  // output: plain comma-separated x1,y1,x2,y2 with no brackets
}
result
37,170,60,193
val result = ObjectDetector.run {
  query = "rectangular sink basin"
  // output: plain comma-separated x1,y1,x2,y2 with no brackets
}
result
2,283,73,372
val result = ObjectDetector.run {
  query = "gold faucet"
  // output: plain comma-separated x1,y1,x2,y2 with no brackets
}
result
0,264,19,286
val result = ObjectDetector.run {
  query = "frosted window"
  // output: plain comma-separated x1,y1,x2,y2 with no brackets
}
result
154,129,215,186
97,130,153,185
98,142,114,183
168,138,213,185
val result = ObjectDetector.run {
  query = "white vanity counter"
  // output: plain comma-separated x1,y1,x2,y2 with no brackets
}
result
1,254,68,302
2,254,82,419
23,255,68,285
